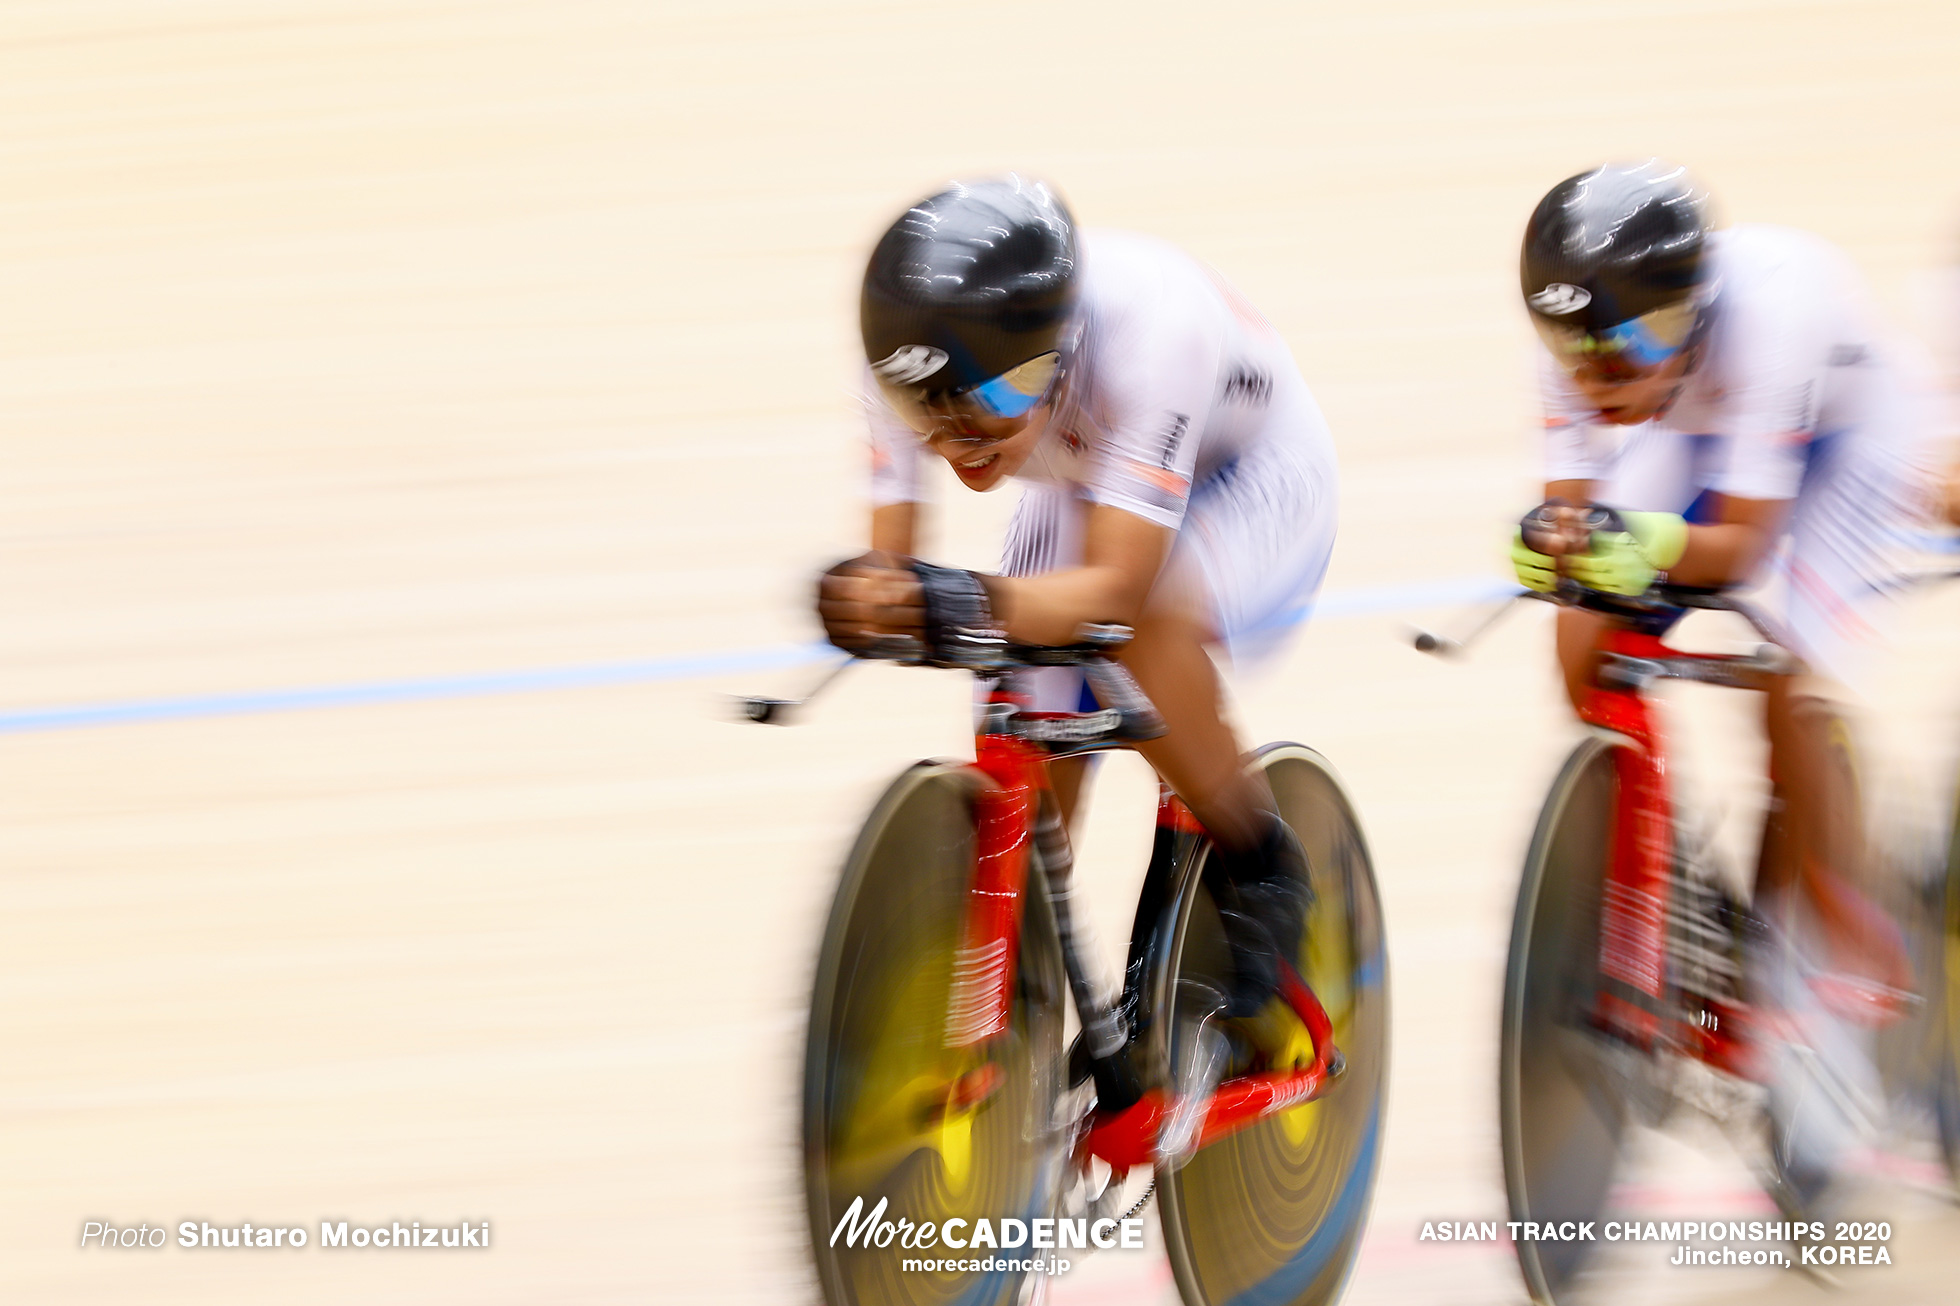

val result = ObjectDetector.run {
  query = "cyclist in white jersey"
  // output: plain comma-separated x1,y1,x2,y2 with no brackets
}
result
1534,226,1927,690
1510,162,1934,1198
818,177,1338,1022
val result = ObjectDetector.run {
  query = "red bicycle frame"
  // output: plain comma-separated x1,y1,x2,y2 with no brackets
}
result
945,688,1342,1177
1581,625,1758,1076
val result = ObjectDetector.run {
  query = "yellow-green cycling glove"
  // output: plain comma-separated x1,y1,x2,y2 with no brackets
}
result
1510,527,1557,593
1564,509,1688,597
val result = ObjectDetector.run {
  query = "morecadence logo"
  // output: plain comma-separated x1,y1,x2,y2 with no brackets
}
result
829,1196,1144,1276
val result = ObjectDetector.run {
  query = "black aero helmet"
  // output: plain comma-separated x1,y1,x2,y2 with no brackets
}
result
861,177,1078,425
1521,161,1712,376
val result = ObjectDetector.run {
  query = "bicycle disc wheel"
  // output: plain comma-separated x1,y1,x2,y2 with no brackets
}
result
1501,736,1629,1305
805,762,1067,1306
1153,744,1389,1306
1938,787,1960,1183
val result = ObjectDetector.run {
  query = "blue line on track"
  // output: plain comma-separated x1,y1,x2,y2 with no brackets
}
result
0,574,1515,736
1309,574,1517,619
0,645,833,736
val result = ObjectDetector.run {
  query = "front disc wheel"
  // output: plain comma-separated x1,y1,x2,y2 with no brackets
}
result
1501,736,1633,1305
804,763,1067,1306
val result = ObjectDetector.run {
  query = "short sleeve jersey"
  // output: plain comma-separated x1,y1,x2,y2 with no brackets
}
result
867,230,1303,531
1540,225,1908,510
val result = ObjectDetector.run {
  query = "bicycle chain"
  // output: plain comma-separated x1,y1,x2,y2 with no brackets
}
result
1120,1178,1156,1222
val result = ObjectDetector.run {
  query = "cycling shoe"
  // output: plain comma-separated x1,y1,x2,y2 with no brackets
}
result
1206,814,1312,1018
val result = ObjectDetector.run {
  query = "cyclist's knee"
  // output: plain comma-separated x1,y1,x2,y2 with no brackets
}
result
1763,675,1854,762
1762,676,1865,886
1553,607,1605,712
1127,582,1217,655
1120,601,1226,715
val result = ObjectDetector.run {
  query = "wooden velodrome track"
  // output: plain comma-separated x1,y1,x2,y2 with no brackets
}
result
5,2,1959,1302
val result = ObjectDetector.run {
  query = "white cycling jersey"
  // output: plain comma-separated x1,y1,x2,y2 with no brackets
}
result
1538,224,1934,684
867,230,1338,698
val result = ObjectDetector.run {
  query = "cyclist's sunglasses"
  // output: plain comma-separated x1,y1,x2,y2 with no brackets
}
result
878,352,1062,438
1532,300,1699,382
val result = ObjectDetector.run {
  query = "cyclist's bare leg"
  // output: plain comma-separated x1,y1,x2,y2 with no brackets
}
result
1761,677,1910,990
1116,601,1271,847
1118,594,1309,1020
1041,567,1268,843
1553,606,1606,712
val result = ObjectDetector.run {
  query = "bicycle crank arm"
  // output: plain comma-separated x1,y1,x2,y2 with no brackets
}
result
1078,967,1346,1175
1191,1062,1341,1142
1079,1059,1344,1176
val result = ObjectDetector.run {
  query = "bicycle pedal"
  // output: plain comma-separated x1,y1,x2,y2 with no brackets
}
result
1157,1020,1231,1168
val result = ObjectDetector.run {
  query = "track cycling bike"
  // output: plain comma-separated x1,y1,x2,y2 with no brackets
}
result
1920,730,1960,1182
744,624,1389,1306
1417,574,1958,1305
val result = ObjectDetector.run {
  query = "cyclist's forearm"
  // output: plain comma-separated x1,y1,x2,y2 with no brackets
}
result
1546,478,1591,506
977,503,1169,645
1534,480,1780,586
1667,522,1772,587
981,567,1148,646
871,502,918,556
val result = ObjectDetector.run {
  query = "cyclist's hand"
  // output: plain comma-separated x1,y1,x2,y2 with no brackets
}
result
1564,508,1688,597
1511,527,1557,592
1513,499,1585,592
816,552,924,651
1519,499,1588,553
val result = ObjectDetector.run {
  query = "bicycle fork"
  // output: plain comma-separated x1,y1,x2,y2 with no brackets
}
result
945,733,1143,1106
1584,663,1751,1069
1582,676,1678,1049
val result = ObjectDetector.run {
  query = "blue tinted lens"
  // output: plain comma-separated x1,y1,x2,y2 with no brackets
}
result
956,352,1061,419
965,371,1045,419
1597,316,1682,369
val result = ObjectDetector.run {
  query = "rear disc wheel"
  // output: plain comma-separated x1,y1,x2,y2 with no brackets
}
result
1152,744,1390,1306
